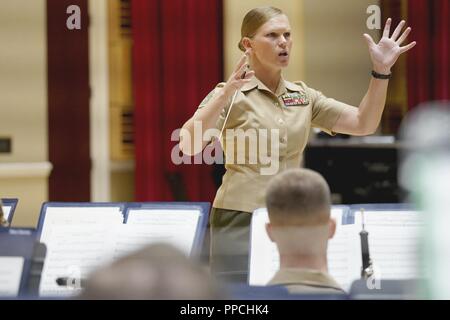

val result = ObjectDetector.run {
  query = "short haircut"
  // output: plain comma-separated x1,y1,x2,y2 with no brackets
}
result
265,168,331,226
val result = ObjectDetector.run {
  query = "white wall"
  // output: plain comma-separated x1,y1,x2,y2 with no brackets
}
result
89,0,111,202
303,0,380,106
0,0,49,227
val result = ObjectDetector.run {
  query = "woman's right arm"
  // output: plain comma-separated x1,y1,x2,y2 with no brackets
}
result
179,52,254,156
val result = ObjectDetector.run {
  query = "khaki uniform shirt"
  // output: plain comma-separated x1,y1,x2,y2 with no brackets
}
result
268,268,346,295
196,76,353,213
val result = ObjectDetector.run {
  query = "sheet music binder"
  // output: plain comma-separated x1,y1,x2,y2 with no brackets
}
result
1,198,19,225
344,203,417,224
36,201,210,257
35,201,210,297
36,202,127,240
0,228,45,298
248,203,420,291
124,202,210,257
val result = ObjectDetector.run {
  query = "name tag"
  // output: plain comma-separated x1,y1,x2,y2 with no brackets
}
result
281,92,309,107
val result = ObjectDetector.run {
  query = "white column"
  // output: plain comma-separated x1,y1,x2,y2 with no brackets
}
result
88,0,111,201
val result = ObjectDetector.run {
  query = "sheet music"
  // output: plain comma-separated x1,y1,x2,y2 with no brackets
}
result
40,207,124,243
327,219,360,292
2,206,12,221
126,209,200,226
39,208,123,296
354,210,423,280
0,257,24,297
110,225,192,261
249,208,424,292
248,208,279,286
39,225,116,297
125,209,200,255
248,207,352,288
39,208,201,297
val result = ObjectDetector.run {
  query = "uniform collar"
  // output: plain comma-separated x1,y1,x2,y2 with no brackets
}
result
241,76,304,97
268,268,344,292
240,76,261,92
284,79,304,93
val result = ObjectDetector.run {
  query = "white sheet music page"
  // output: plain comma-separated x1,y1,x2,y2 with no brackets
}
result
354,210,423,280
327,216,360,292
249,207,357,290
110,224,185,260
40,206,124,243
124,209,200,255
248,208,278,286
2,206,12,221
39,224,116,297
0,257,24,297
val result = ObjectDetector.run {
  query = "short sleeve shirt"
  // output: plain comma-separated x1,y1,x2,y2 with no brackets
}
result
195,76,353,213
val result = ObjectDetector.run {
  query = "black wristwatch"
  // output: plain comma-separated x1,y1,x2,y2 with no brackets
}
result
371,70,392,79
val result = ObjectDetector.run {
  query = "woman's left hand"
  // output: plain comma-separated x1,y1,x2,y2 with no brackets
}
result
363,18,416,74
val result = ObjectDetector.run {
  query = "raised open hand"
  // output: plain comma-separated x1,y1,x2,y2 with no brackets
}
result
364,18,416,74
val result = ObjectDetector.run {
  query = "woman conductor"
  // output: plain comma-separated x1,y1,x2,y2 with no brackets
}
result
179,6,416,279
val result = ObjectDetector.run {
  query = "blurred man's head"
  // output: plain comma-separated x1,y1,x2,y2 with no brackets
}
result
80,243,224,300
265,168,335,256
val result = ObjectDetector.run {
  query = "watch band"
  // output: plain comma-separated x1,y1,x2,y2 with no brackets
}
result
371,70,392,79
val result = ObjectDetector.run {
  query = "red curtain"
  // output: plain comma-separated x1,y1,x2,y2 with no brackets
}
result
132,0,223,202
407,0,450,109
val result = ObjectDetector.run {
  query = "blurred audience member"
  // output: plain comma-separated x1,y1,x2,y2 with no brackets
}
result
79,243,225,300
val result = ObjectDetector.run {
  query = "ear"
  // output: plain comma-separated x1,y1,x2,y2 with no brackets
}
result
242,37,252,51
265,223,275,243
328,217,336,239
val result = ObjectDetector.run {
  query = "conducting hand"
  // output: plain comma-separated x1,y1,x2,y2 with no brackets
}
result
363,18,416,74
223,49,255,93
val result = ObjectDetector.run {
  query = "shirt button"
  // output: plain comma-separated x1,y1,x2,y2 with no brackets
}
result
280,137,286,143
278,118,284,125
